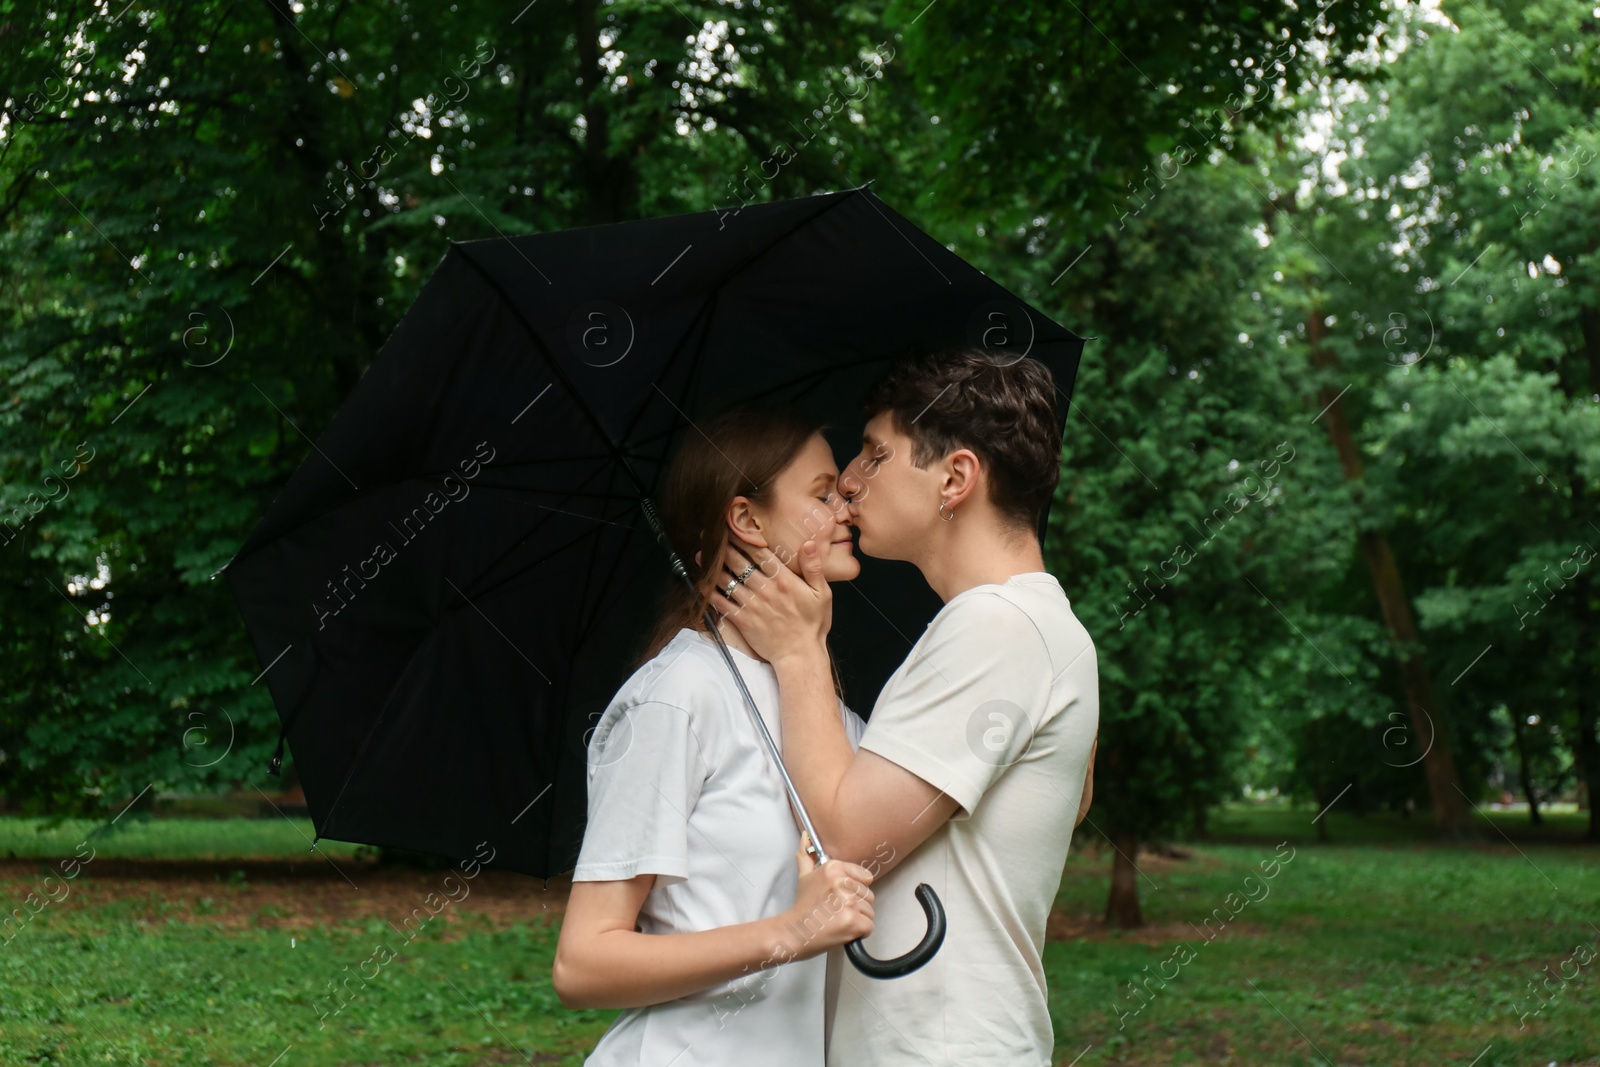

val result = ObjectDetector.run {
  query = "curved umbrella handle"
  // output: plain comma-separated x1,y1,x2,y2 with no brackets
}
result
844,882,946,979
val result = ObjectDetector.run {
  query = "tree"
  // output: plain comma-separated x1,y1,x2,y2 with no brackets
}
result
890,0,1392,925
0,0,916,812
1272,0,1600,836
1043,157,1351,926
0,0,1393,843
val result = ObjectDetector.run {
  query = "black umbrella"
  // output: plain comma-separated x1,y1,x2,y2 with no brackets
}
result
221,182,1084,976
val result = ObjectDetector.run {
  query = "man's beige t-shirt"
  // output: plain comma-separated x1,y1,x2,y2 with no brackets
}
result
826,572,1099,1067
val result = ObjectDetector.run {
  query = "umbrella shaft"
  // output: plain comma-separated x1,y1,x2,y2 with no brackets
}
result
637,496,830,862
698,607,831,865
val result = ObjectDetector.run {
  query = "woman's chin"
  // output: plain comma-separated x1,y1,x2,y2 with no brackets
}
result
823,553,861,583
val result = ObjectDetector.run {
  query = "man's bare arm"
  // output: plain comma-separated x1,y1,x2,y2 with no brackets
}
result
714,540,961,871
769,649,960,872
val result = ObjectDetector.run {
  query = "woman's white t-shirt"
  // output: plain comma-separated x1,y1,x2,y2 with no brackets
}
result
572,626,866,1067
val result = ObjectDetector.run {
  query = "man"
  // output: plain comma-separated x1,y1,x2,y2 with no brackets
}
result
711,347,1100,1066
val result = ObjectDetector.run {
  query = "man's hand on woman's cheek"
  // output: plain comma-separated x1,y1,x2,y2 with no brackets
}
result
709,541,833,664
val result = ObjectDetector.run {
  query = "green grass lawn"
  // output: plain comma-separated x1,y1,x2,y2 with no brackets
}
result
0,808,1595,1065
1204,798,1593,846
0,815,370,863
1047,841,1599,1065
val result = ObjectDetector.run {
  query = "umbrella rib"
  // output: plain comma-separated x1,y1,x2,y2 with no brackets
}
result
561,186,884,755
451,244,653,497
280,462,630,801
308,507,630,845
614,185,874,450
442,246,673,741
454,190,872,848
219,458,633,584
573,465,637,648
444,465,643,605
312,628,446,850
617,365,844,455
461,500,644,602
235,468,633,585
569,296,725,650
578,188,874,647
411,453,640,477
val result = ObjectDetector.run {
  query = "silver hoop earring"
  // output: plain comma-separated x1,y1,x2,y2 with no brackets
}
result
938,499,955,522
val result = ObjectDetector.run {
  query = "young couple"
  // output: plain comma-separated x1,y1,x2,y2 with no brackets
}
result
553,348,1101,1066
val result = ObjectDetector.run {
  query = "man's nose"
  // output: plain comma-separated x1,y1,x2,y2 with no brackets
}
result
838,465,864,500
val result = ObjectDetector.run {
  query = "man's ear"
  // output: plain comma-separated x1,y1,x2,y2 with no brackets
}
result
944,448,982,509
725,495,769,548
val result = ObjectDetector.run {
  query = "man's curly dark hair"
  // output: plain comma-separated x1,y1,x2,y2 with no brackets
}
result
861,347,1062,532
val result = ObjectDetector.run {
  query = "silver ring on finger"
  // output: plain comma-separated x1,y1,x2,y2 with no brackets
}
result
737,562,757,583
725,576,742,599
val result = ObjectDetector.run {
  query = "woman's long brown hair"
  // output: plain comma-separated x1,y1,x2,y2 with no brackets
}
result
634,404,845,699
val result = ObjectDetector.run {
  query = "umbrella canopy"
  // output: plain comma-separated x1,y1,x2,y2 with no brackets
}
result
222,184,1085,878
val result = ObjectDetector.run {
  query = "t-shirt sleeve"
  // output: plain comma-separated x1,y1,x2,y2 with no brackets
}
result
571,700,708,887
857,593,1054,819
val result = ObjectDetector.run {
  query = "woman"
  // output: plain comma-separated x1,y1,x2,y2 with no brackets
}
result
553,405,878,1065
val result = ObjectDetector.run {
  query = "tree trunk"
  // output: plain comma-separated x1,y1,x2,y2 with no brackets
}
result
1191,801,1209,840
260,0,370,400
1105,832,1144,929
574,0,641,223
1306,309,1474,835
1509,710,1543,826
1567,548,1598,837
1309,718,1331,843
1567,304,1600,840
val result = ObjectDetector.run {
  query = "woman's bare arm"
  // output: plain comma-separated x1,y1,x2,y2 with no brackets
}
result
551,849,875,1010
1075,736,1097,828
